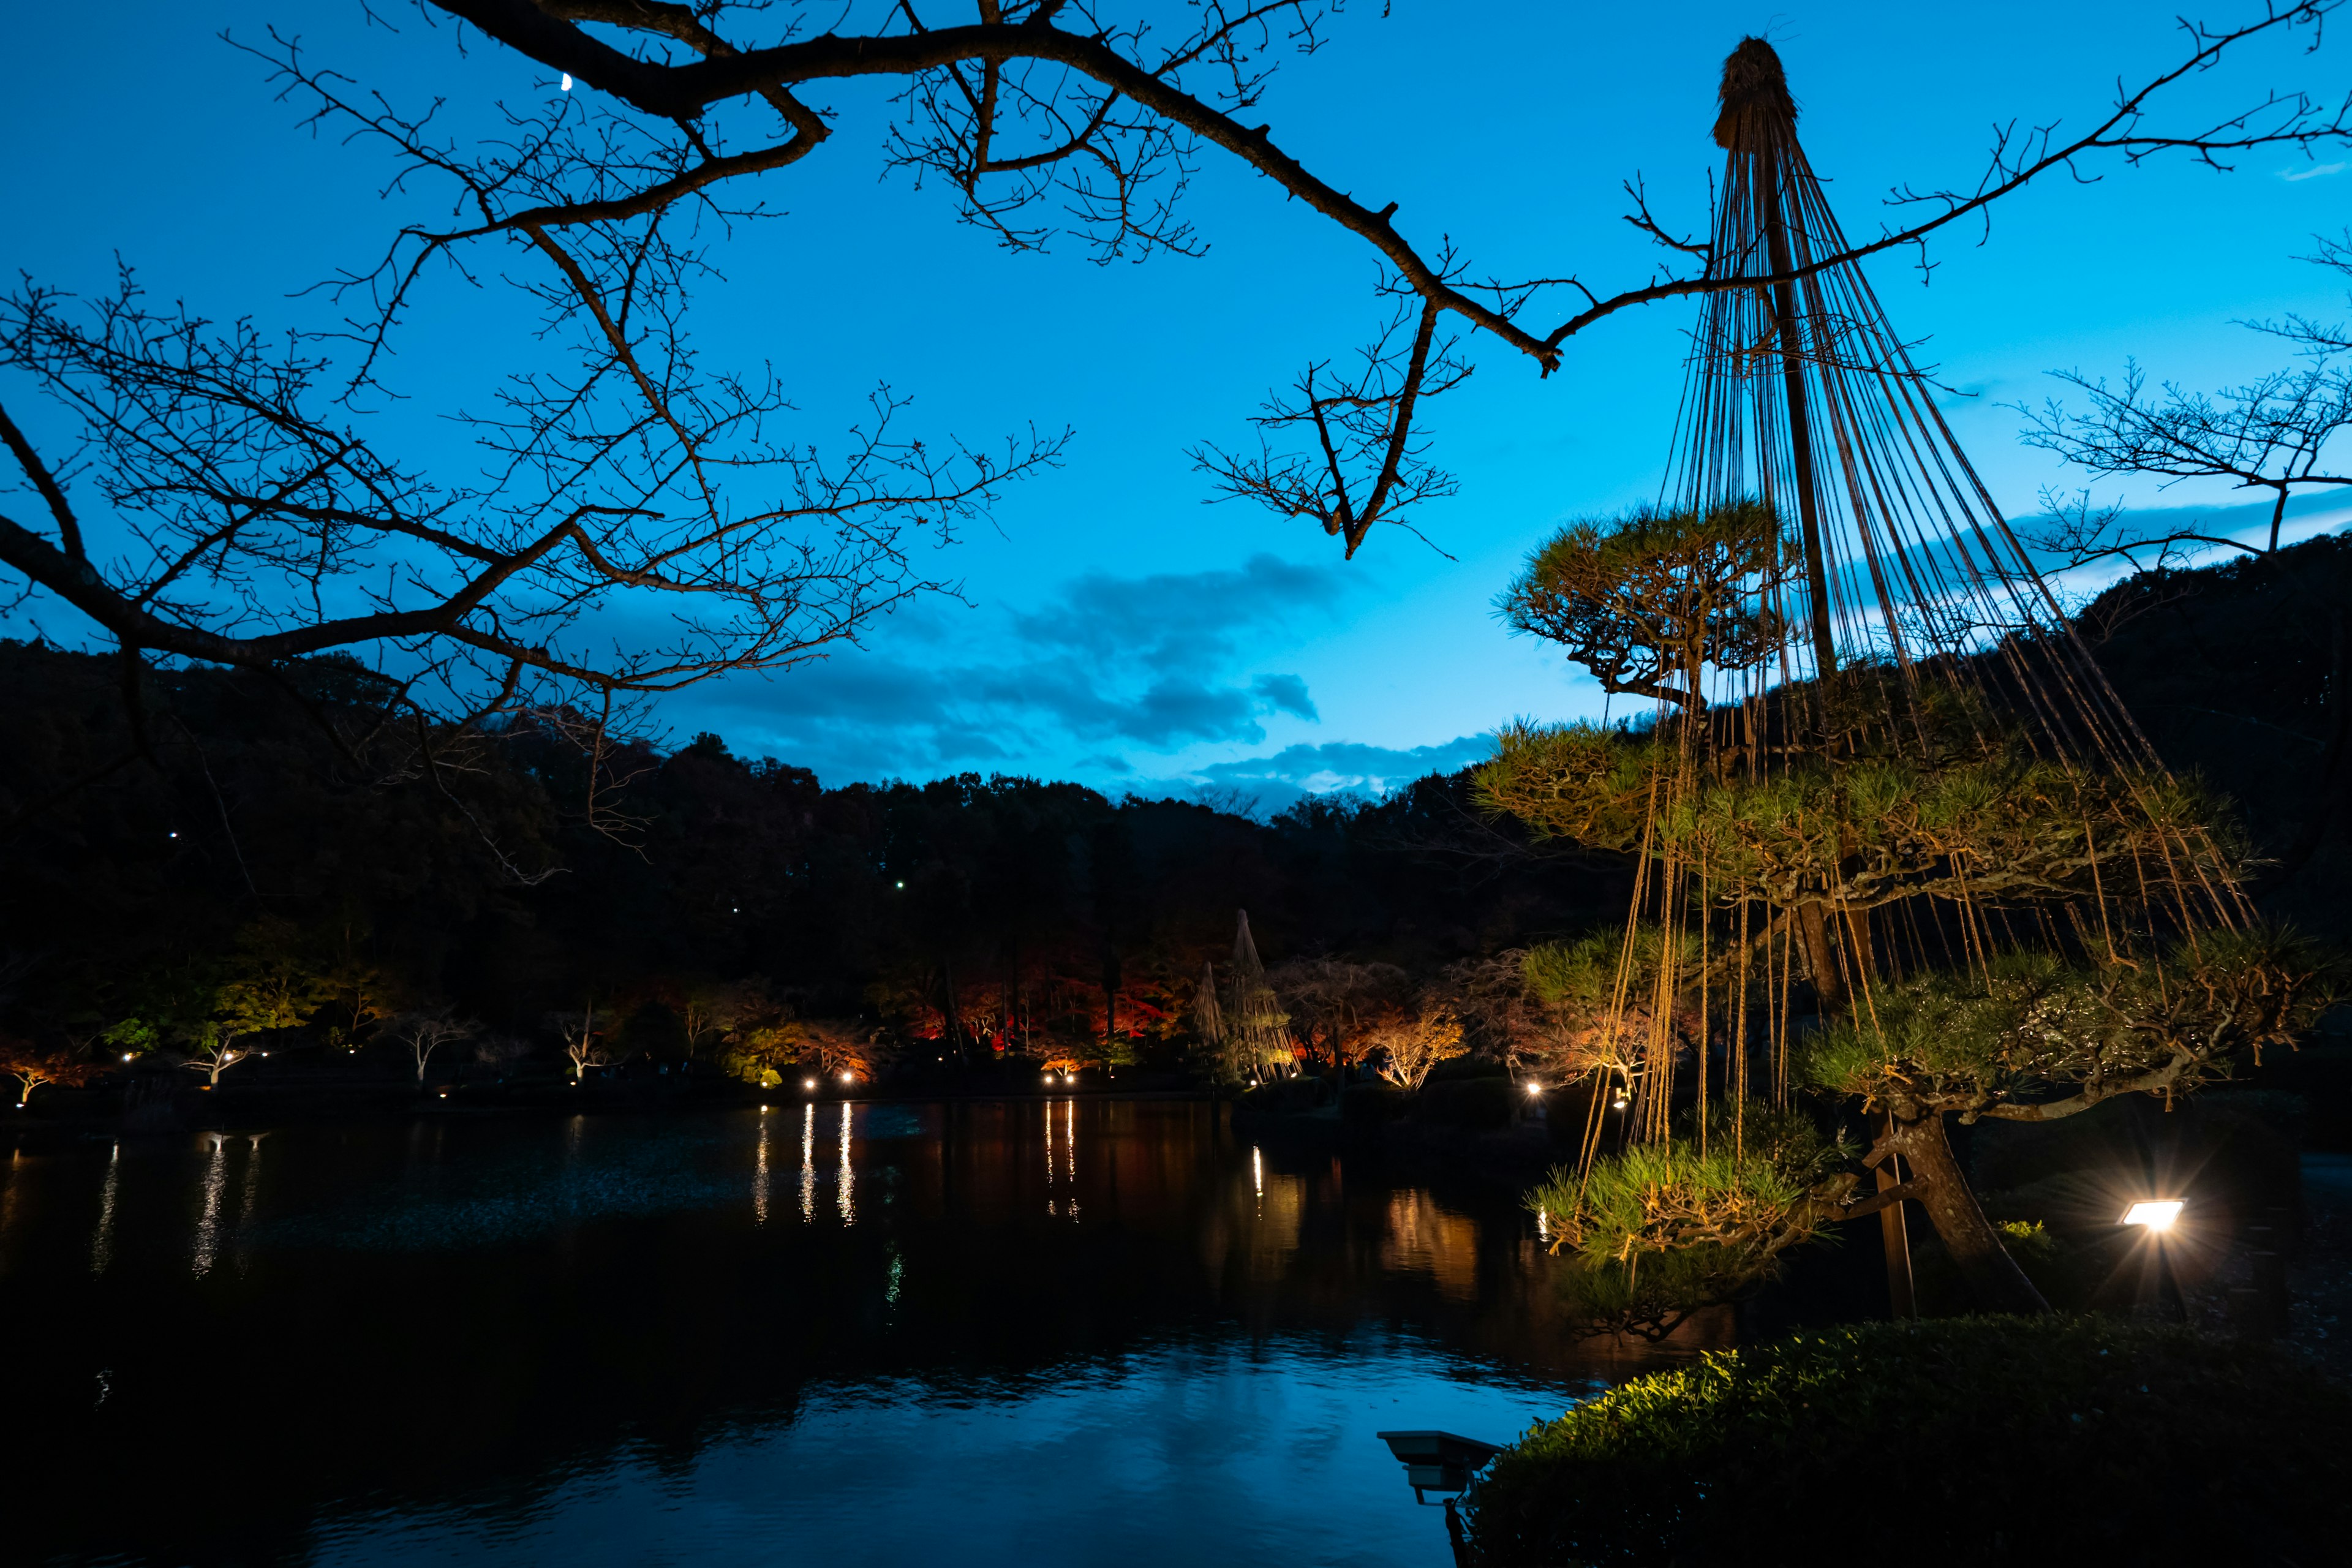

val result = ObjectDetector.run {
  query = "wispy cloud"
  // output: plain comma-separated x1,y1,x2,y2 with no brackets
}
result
2279,161,2345,183
668,554,1360,782
1157,735,1496,815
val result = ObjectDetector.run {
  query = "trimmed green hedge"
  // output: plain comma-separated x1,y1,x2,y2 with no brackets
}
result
1464,1316,2352,1566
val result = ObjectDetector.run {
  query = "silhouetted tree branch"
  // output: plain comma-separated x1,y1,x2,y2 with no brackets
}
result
6,0,2347,698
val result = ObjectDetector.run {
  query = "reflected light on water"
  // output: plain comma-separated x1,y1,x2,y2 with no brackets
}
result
235,1136,264,1271
0,1101,1691,1568
799,1103,815,1223
836,1104,854,1224
752,1113,771,1225
192,1134,228,1277
92,1144,119,1275
1045,1099,1079,1218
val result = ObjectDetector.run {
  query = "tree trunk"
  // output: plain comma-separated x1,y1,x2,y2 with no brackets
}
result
941,958,965,1068
1795,900,1844,1009
1879,1109,2048,1314
1101,945,1122,1062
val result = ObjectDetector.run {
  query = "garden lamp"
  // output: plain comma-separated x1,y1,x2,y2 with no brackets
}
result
1376,1430,1502,1503
2123,1197,2188,1322
1376,1430,1499,1568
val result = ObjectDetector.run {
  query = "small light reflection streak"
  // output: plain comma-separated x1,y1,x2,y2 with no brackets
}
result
91,1144,120,1275
233,1136,263,1270
753,1112,771,1224
192,1134,228,1277
800,1102,815,1223
837,1103,855,1224
1046,1099,1079,1218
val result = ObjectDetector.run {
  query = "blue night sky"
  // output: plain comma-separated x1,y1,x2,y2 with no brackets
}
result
6,2,2348,809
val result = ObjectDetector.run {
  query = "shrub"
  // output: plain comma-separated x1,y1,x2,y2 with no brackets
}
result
1419,1074,1516,1129
1240,1074,1328,1113
1463,1316,2352,1566
1340,1080,1409,1128
1424,1055,1510,1086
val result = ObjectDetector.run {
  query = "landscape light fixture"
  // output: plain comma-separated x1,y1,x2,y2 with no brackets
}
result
1524,1082,1542,1095
803,1077,817,1091
1611,1095,1629,1110
2123,1199,2185,1231
122,1054,133,1062
839,1071,853,1084
1376,1429,1502,1560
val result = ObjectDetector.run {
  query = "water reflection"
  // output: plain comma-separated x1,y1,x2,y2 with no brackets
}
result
91,1144,119,1275
0,1101,1694,1568
235,1134,265,1272
1384,1191,1481,1302
799,1102,815,1222
191,1133,228,1276
752,1109,771,1224
836,1103,854,1224
1046,1098,1079,1218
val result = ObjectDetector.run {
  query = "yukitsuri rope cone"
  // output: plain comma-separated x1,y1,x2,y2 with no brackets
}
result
1485,39,2324,1327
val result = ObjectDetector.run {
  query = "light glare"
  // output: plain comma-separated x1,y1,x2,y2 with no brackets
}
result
2124,1199,2185,1230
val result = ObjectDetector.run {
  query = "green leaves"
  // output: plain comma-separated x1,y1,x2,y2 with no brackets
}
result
1498,497,1795,711
1476,708,2239,914
1800,927,2337,1119
1526,1111,1852,1319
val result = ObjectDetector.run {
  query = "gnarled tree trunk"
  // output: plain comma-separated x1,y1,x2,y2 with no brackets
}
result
1877,1107,2048,1315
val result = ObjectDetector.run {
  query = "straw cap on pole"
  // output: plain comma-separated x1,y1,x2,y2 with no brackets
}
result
1713,36,1797,150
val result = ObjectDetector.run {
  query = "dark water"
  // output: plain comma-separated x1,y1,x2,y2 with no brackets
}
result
0,1101,1686,1567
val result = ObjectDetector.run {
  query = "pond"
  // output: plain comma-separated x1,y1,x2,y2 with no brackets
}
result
0,1100,1689,1567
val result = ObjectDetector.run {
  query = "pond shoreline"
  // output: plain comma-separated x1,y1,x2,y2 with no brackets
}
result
2,1076,1218,1150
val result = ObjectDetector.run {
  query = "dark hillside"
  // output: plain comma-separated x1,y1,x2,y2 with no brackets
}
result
0,644,1623,1069
2086,532,2352,937
2,536,2343,1081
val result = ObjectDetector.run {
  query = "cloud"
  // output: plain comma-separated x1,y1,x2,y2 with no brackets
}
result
1250,673,1318,722
1176,738,1486,804
2280,162,2346,182
666,552,1361,782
